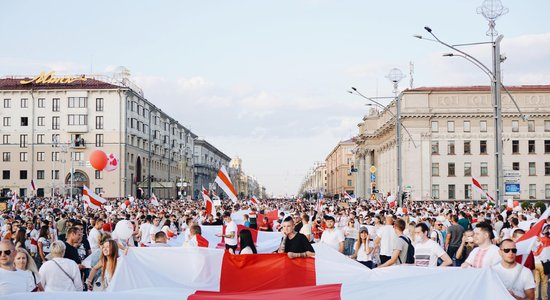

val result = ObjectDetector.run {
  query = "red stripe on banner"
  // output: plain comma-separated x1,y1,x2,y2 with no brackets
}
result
219,252,316,292
217,169,237,198
237,225,258,244
190,284,341,300
258,210,279,224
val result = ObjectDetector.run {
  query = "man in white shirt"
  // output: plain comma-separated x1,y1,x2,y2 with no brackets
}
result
375,215,397,265
414,223,452,267
148,216,162,244
0,240,35,296
217,211,238,252
493,239,535,300
88,217,104,252
462,222,501,268
138,216,152,246
320,215,345,253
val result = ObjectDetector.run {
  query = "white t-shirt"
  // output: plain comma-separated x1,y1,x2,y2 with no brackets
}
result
465,245,502,268
148,225,161,244
139,223,152,244
354,240,374,262
0,268,35,296
320,228,345,251
240,246,254,254
38,237,51,254
225,221,238,246
300,222,312,241
39,258,83,291
377,225,397,257
88,227,102,252
414,238,446,267
493,263,536,298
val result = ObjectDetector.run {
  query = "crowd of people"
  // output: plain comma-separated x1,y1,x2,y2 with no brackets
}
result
0,195,548,299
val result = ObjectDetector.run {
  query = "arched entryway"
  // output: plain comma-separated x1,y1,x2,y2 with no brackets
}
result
65,170,89,197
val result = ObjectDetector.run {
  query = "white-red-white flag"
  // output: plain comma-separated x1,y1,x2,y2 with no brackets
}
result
343,191,355,202
29,179,37,192
82,185,107,210
214,166,238,203
471,177,495,204
516,205,550,266
250,195,259,208
202,186,214,216
11,192,18,210
151,193,159,206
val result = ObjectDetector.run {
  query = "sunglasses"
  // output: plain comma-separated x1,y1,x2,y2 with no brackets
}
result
0,250,11,256
502,248,517,254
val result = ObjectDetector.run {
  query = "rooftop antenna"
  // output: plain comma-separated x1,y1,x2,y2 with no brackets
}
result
477,0,508,40
409,61,415,89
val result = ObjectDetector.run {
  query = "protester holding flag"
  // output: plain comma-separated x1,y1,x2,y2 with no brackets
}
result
493,239,536,300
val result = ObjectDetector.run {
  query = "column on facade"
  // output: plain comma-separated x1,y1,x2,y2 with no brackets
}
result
364,150,372,196
355,150,365,199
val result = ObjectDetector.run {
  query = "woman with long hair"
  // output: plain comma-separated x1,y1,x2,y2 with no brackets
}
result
14,247,44,291
238,229,257,254
37,225,51,264
87,239,119,291
2,223,13,241
14,228,27,250
351,227,374,269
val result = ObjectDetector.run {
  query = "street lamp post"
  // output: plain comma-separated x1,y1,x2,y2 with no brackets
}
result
386,68,406,207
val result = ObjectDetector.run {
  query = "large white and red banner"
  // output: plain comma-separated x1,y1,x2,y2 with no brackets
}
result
82,185,106,210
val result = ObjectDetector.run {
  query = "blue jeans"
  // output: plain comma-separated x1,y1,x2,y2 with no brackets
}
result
344,238,356,256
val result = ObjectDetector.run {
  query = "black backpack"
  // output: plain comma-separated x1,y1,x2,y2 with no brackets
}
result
398,235,415,264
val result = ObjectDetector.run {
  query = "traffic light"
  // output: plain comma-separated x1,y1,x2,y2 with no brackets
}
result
371,182,377,194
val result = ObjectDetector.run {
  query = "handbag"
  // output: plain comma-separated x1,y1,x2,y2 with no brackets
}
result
52,260,79,290
542,260,550,275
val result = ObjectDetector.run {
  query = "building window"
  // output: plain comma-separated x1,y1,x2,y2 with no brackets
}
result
52,152,59,161
96,116,104,129
464,140,471,155
37,152,45,161
448,140,455,155
545,140,550,153
464,162,471,176
52,98,60,112
20,152,27,162
95,188,103,195
481,162,488,176
96,98,104,111
2,152,10,162
447,121,455,133
38,98,45,108
529,184,536,199
432,163,439,176
480,120,487,132
464,184,472,200
19,170,27,180
528,120,535,132
51,170,59,180
37,134,44,144
545,162,550,175
4,98,11,108
3,117,10,127
448,163,455,176
95,170,102,179
96,134,104,147
37,117,45,126
347,180,352,186
37,170,45,180
448,185,456,200
511,120,519,132
19,135,27,148
463,120,471,132
529,162,536,176
52,117,60,130
546,184,550,199
431,121,439,132
68,114,87,125
20,117,28,126
512,140,519,154
528,140,536,154
432,184,439,200
513,162,520,171
546,120,550,132
2,135,8,144
20,98,28,108
72,152,83,161
68,97,87,108
480,140,487,154
431,141,439,155
2,170,10,180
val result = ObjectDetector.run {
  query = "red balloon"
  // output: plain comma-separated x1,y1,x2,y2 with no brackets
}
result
513,200,519,207
90,150,108,171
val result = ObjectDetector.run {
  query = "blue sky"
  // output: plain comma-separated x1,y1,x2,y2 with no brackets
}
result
2,0,550,196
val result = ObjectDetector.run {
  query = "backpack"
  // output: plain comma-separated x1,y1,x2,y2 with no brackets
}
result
398,235,415,264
